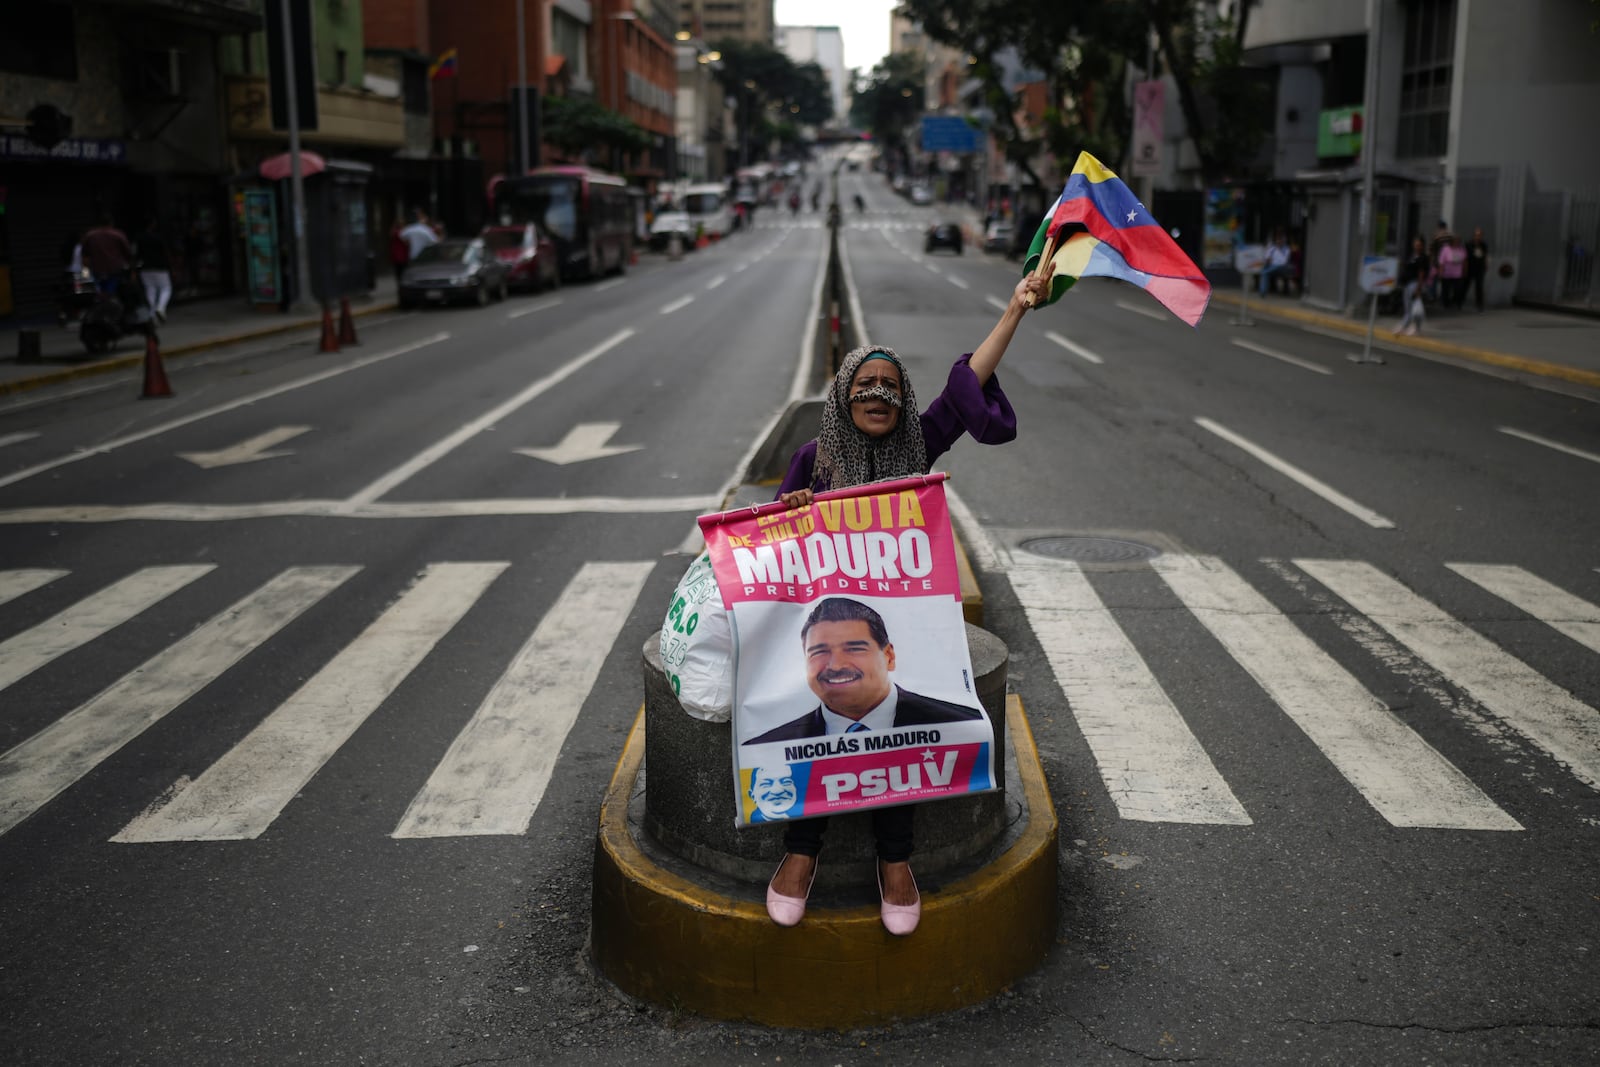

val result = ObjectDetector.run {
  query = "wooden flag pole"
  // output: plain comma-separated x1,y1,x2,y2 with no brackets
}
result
1022,227,1062,308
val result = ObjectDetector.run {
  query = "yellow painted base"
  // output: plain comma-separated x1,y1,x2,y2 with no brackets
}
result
590,695,1057,1028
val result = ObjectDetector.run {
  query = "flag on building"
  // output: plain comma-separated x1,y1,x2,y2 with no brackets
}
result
428,48,459,81
1023,151,1211,327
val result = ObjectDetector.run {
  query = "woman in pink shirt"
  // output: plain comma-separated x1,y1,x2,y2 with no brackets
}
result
1437,235,1468,310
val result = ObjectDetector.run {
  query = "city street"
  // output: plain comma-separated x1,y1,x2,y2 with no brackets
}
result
2,154,1598,1065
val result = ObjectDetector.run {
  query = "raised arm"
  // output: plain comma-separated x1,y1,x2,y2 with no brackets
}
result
969,272,1052,386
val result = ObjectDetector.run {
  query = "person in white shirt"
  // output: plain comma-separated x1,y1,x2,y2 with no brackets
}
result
399,208,440,260
1258,230,1292,296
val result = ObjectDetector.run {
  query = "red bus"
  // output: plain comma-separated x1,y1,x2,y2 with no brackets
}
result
491,166,632,281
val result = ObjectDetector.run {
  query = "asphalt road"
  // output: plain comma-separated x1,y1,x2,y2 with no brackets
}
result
2,147,1597,1065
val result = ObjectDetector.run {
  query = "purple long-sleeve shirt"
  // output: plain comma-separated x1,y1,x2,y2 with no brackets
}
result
777,353,1017,496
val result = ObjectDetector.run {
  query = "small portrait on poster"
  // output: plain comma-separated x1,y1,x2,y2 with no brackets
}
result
744,763,807,823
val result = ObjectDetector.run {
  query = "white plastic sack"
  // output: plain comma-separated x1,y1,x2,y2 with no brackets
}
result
659,550,733,721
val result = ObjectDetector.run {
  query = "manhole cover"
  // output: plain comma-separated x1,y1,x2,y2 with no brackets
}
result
1018,536,1162,563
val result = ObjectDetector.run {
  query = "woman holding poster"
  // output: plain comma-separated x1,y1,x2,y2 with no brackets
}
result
764,270,1052,934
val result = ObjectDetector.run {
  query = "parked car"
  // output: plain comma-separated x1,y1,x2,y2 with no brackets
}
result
480,223,560,292
649,204,695,251
982,220,1014,254
398,238,509,308
925,222,963,255
909,184,934,206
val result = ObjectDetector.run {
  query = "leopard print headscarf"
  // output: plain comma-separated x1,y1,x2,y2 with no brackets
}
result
812,345,927,492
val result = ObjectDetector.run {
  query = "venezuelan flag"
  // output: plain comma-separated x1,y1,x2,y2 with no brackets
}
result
428,48,459,81
1023,151,1211,327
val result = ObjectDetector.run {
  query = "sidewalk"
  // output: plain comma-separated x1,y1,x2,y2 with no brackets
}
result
0,276,401,397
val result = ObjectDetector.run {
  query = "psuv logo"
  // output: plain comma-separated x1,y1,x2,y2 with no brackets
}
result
820,748,959,802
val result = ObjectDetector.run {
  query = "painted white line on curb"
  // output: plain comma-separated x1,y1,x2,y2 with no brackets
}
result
1194,416,1396,529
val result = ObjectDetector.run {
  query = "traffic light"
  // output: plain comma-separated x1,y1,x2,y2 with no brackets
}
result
25,104,72,150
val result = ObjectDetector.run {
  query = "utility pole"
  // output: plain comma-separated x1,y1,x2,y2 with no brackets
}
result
515,0,530,176
280,0,314,312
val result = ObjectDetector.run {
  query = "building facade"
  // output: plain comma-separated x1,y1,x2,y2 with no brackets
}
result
774,25,845,128
679,0,772,46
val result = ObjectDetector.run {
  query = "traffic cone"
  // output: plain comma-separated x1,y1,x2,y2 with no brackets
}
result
140,329,173,398
318,305,340,352
337,297,359,345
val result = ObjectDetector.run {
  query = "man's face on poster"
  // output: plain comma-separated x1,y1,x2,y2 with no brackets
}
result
804,618,895,718
750,765,798,819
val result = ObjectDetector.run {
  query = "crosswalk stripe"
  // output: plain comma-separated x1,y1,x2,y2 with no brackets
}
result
0,566,215,693
112,563,507,843
1296,559,1600,791
0,567,357,838
1447,563,1600,656
1153,555,1520,830
392,561,654,838
1008,556,1252,825
0,569,67,608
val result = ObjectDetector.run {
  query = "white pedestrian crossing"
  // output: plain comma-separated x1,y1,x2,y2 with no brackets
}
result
1296,559,1600,791
113,563,508,842
392,560,654,838
1,551,1595,845
0,567,358,837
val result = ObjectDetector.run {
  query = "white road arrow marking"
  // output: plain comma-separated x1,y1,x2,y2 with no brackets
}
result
514,422,642,466
179,426,311,469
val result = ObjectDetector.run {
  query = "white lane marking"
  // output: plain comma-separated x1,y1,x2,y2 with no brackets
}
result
1230,338,1333,376
0,432,39,449
1045,331,1105,365
1153,555,1519,830
946,274,970,290
985,295,1008,312
0,333,450,491
113,563,506,842
659,295,695,315
178,425,311,469
346,328,634,505
706,274,727,290
1497,426,1600,466
1194,417,1396,530
393,561,654,837
0,570,66,607
0,566,357,838
514,422,642,465
1008,556,1252,824
1448,563,1600,656
506,297,563,320
0,566,215,694
0,496,719,523
593,279,624,292
1297,559,1600,790
1117,299,1166,321
924,263,943,275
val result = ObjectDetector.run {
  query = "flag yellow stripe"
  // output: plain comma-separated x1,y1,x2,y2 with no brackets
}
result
1071,152,1122,184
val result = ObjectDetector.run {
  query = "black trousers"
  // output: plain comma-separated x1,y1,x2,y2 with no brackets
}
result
783,804,914,863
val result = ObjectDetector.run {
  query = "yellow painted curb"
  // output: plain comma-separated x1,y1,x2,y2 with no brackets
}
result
0,301,400,398
1210,292,1600,390
953,532,984,627
590,694,1058,1027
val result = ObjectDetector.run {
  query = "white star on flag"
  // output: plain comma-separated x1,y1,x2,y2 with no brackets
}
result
1126,208,1139,223
921,748,937,760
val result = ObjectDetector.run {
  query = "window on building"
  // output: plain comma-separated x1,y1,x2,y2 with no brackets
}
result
336,49,349,86
552,10,589,83
0,3,78,80
1396,0,1456,159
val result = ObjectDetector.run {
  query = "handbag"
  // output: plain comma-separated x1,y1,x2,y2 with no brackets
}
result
658,551,733,721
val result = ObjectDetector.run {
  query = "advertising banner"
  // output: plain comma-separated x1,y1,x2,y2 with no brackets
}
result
1132,80,1165,178
697,475,996,828
1204,187,1246,269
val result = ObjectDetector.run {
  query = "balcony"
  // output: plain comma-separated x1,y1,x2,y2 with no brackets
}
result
227,75,405,149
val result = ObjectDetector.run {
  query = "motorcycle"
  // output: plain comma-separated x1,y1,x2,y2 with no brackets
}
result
56,266,98,326
80,270,154,355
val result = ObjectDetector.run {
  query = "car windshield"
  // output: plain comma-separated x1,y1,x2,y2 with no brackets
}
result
685,193,721,214
412,240,473,265
497,177,580,242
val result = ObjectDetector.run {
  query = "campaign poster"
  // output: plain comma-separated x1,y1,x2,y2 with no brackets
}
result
696,474,997,829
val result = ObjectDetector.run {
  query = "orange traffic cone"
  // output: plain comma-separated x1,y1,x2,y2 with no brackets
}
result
318,305,340,352
629,244,639,266
337,297,359,345
140,329,173,398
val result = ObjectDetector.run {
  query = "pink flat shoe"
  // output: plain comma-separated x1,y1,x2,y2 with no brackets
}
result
766,854,816,927
877,862,921,936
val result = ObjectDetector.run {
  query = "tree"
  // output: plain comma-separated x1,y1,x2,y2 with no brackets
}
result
710,39,835,162
1145,0,1270,181
542,94,650,162
848,51,924,152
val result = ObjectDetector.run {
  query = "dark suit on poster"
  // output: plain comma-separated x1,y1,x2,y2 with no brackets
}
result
744,685,984,745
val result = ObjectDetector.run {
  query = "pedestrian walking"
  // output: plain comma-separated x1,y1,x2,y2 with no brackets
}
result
79,214,134,296
1466,226,1490,311
1394,235,1432,336
399,208,440,260
135,218,172,323
388,219,410,284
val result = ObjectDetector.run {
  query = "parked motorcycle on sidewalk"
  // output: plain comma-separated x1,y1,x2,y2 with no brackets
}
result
80,270,154,355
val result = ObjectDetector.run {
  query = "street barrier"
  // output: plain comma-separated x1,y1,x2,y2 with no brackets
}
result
318,305,339,353
337,297,359,346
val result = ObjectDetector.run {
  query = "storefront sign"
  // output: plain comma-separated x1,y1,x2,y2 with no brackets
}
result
1132,80,1164,178
240,189,281,305
1317,106,1364,158
0,135,126,165
1359,255,1399,293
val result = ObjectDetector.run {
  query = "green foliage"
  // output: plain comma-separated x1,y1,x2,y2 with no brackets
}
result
848,51,925,146
542,94,650,159
711,39,835,128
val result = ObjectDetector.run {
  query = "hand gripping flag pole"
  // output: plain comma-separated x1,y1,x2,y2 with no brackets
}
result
1021,151,1212,326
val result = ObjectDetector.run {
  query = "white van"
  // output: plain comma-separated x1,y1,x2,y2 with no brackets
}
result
683,183,734,239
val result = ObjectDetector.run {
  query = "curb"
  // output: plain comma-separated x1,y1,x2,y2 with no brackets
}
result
589,693,1058,1028
0,301,400,399
1210,291,1600,391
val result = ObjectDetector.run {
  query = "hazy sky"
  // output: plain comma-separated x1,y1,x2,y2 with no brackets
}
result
774,0,896,77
